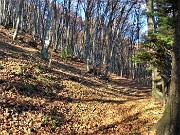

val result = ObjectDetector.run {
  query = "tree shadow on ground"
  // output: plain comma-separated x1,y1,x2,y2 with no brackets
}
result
0,96,67,134
46,67,147,99
87,112,142,135
51,61,82,75
9,80,139,105
0,98,40,113
0,38,150,100
111,77,151,91
0,41,39,61
0,27,156,135
0,41,149,107
49,56,151,98
0,31,150,103
66,98,145,104
1,74,143,107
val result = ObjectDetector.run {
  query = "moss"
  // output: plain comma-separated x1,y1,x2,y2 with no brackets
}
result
152,88,163,102
0,65,4,70
18,83,38,94
152,102,172,135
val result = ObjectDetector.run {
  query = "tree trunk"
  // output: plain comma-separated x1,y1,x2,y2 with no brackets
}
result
37,0,42,39
92,0,100,72
84,1,92,72
0,0,2,24
41,0,54,59
85,16,90,72
13,0,24,41
146,0,164,103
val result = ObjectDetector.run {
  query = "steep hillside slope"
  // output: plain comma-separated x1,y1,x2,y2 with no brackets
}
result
0,26,162,135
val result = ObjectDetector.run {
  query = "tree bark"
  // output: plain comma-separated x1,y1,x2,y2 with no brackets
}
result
13,0,24,41
84,0,92,72
0,0,2,24
41,0,54,59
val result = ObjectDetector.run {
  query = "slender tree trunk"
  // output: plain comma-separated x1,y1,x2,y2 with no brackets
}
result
92,0,100,72
1,0,5,24
13,0,24,41
85,15,90,72
0,0,2,24
84,1,92,72
67,0,72,56
41,0,54,59
37,0,42,39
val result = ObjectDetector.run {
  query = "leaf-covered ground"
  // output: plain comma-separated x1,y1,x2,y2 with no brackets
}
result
0,26,162,134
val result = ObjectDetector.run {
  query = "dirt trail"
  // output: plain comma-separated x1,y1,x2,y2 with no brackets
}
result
0,26,162,135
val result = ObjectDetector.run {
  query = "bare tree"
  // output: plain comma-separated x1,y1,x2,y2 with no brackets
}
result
41,0,55,59
13,0,24,41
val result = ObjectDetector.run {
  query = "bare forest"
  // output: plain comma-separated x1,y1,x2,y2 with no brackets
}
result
0,0,180,134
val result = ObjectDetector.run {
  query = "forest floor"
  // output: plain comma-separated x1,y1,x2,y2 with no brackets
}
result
0,26,162,135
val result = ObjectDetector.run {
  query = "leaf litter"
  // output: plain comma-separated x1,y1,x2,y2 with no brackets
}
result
0,26,162,134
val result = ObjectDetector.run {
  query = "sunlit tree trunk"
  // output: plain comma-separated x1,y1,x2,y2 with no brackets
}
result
92,0,100,72
0,0,2,24
67,0,71,55
37,0,42,39
84,0,92,72
71,0,80,56
60,14,64,52
1,0,6,25
13,0,24,41
41,0,54,59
